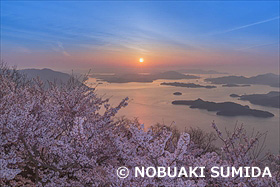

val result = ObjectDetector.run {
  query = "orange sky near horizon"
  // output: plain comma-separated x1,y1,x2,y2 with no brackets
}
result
3,46,278,74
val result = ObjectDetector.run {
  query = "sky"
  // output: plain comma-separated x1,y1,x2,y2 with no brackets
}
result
1,1,279,74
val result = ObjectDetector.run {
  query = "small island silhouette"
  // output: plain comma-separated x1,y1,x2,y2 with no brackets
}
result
222,84,251,87
161,82,216,89
205,73,279,87
172,98,274,118
173,92,182,95
92,71,199,83
230,91,280,108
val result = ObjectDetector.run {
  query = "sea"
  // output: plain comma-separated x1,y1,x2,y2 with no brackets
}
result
86,74,279,154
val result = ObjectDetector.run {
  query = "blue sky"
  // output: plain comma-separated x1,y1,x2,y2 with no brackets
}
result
1,1,279,73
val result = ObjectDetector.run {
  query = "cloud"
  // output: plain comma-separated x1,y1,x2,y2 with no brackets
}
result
62,51,70,56
17,47,32,53
235,42,279,51
212,16,279,35
52,41,70,56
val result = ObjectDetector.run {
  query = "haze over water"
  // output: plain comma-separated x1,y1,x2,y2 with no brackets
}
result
87,74,279,154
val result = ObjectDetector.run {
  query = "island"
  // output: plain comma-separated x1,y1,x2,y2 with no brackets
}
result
222,84,251,87
229,94,240,98
19,68,86,88
20,68,71,83
172,98,274,118
205,73,280,87
176,69,228,74
91,71,200,83
230,91,280,108
173,92,182,95
161,82,216,89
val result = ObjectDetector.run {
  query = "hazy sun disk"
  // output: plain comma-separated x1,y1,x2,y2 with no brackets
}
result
139,58,144,63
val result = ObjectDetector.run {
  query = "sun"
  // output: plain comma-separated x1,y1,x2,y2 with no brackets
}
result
139,58,144,63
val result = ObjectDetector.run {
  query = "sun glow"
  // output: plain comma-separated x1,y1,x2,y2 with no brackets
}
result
139,58,144,63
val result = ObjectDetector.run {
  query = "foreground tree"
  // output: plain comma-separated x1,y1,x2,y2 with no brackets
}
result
0,64,279,186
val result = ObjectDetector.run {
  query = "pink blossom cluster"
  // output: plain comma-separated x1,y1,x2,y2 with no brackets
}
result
0,67,279,186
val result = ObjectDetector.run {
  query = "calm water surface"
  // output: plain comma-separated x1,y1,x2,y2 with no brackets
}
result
87,74,279,154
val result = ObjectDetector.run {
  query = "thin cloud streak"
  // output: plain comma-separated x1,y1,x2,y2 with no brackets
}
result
236,42,279,51
212,16,279,35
